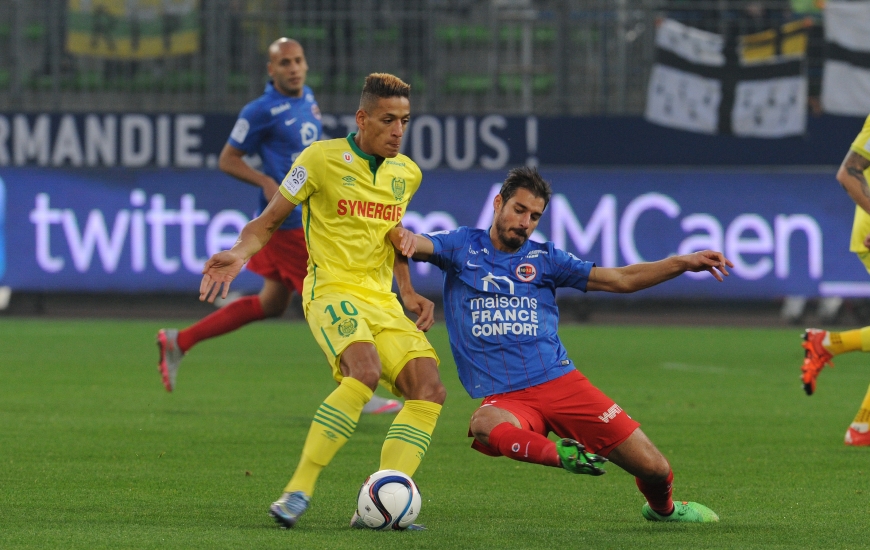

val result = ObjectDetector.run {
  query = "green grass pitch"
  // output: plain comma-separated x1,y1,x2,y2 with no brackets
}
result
2,318,869,549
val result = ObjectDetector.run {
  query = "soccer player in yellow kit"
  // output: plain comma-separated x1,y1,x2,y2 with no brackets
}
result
802,113,870,446
199,73,445,528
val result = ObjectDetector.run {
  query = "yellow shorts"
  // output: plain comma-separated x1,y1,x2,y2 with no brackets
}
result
858,252,870,276
304,292,439,397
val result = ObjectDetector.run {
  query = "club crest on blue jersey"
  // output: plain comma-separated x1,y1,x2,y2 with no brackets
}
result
516,263,537,282
338,318,358,337
300,122,319,145
391,177,406,201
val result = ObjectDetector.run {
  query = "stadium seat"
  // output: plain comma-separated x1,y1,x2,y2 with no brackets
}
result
29,74,54,91
370,26,399,44
436,24,492,45
410,73,426,94
284,26,326,41
444,74,491,94
132,72,161,92
228,72,249,92
498,74,555,94
572,28,600,44
166,70,205,92
106,76,133,92
24,23,45,41
75,71,104,92
499,25,557,43
304,71,323,89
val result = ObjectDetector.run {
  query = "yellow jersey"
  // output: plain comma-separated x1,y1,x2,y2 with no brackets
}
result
849,114,870,253
278,133,422,304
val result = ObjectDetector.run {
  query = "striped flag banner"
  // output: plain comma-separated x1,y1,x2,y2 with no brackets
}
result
821,0,870,115
66,0,199,59
646,18,808,138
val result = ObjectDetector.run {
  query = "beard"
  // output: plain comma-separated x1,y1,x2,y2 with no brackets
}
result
494,216,528,251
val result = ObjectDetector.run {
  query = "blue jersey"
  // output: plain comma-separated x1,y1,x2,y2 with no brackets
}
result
425,227,595,399
227,81,322,229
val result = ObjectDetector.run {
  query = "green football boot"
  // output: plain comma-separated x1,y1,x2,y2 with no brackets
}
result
555,438,607,476
642,501,719,523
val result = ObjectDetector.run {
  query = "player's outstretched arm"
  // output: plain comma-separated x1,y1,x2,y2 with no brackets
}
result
586,250,733,294
200,192,296,302
388,227,434,261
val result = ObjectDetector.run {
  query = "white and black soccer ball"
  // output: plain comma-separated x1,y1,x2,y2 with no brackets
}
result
355,469,422,530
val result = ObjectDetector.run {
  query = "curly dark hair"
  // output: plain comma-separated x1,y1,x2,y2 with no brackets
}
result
499,166,552,208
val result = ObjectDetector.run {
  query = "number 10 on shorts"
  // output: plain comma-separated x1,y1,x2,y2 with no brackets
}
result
325,300,359,338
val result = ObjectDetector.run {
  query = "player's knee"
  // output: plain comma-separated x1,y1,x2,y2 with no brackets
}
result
468,412,491,442
406,379,446,405
259,295,290,317
346,363,382,391
261,304,285,318
421,380,447,405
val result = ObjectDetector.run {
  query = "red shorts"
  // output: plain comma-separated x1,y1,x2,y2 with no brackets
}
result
245,228,308,295
470,369,640,457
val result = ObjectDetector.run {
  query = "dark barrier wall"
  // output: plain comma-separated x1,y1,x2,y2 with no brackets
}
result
2,167,868,298
0,113,864,169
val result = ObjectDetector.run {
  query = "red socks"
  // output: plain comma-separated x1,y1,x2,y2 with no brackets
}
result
487,422,561,468
489,421,675,514
636,470,674,515
177,295,265,352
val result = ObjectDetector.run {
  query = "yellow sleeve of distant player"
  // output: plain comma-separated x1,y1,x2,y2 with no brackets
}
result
279,144,322,205
849,114,870,162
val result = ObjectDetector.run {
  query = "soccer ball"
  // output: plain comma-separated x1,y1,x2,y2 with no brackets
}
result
355,469,422,530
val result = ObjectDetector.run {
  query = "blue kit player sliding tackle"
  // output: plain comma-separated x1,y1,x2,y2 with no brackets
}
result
389,166,732,523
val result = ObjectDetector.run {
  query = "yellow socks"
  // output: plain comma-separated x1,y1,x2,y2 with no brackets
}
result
852,383,870,430
824,327,870,355
818,328,870,431
285,377,373,495
284,386,441,494
380,400,442,476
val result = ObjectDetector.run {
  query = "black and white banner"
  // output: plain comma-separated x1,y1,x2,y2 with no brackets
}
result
646,18,807,138
821,0,870,116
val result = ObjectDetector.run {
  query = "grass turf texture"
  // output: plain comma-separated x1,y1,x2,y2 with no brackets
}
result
2,319,869,549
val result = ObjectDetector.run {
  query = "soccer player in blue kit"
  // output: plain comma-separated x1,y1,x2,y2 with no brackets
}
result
389,166,733,523
155,38,402,413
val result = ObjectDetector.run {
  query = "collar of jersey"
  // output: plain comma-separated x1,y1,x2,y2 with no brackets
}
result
346,133,379,173
264,80,307,101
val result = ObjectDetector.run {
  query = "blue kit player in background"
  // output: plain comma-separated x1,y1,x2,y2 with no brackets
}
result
155,37,400,414
389,166,733,523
